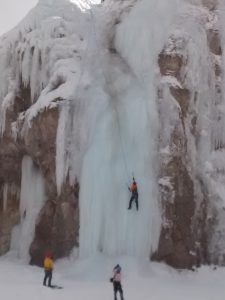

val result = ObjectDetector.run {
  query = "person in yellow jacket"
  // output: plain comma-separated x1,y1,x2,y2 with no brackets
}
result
43,252,54,287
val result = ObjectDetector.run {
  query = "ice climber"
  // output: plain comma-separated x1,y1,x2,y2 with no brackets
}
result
43,252,54,287
110,264,124,300
128,177,139,210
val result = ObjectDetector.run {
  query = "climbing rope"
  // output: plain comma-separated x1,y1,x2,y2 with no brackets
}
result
88,2,133,185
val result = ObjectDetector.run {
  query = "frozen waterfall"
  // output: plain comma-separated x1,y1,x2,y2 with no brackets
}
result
78,0,182,258
11,156,46,262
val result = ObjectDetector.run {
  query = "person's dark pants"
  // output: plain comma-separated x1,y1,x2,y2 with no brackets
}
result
43,269,52,287
128,192,138,210
113,281,124,300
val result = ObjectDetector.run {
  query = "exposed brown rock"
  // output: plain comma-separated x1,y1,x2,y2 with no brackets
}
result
0,183,20,254
155,157,196,268
30,180,79,266
207,30,222,56
158,53,183,78
170,87,190,117
0,93,79,264
24,107,58,194
153,0,225,267
154,34,207,268
14,85,31,114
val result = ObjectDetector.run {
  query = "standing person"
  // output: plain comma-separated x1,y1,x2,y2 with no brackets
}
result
128,177,138,211
110,264,124,300
43,252,54,287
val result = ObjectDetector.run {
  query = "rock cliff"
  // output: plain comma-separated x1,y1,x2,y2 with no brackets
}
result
0,0,225,268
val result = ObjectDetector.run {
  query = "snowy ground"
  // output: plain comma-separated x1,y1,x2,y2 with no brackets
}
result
0,254,225,300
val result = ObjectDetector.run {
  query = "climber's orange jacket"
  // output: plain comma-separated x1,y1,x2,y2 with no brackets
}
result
130,182,138,193
44,257,54,270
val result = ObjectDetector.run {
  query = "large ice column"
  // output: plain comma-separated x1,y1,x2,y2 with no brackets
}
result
56,104,70,195
78,0,183,259
11,156,45,261
78,58,160,258
77,0,195,259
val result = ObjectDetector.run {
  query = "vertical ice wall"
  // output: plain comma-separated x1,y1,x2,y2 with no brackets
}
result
78,0,183,258
11,156,45,262
79,70,158,257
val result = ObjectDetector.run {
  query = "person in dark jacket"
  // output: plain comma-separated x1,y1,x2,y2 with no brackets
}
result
128,178,138,211
110,264,124,300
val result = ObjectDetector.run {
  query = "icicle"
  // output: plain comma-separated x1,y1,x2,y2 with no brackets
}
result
56,104,70,195
15,156,46,262
21,46,32,88
30,46,41,102
0,91,15,135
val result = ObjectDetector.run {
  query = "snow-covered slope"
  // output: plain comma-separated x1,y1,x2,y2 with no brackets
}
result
1,255,225,300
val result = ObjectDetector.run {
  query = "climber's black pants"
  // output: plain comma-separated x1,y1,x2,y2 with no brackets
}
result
113,281,124,300
43,269,52,287
128,192,138,210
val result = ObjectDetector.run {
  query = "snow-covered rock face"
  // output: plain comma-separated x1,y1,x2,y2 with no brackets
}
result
154,1,225,267
0,0,225,268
